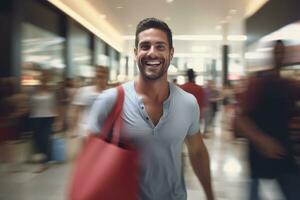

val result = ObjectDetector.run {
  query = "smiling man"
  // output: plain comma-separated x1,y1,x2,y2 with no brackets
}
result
88,18,214,200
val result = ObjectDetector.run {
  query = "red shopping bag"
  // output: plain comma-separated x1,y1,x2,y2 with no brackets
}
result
68,86,139,200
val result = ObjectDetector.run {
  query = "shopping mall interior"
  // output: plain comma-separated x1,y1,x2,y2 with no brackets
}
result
0,0,300,199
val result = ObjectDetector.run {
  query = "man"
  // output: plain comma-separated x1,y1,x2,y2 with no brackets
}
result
181,69,206,132
237,40,300,200
71,65,108,137
88,18,214,200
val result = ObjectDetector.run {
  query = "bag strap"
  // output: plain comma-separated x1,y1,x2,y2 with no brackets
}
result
100,86,124,145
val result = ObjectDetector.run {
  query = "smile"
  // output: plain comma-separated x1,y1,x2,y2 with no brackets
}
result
144,60,162,67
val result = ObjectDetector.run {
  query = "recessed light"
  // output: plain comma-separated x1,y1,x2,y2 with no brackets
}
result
166,0,174,3
116,6,123,9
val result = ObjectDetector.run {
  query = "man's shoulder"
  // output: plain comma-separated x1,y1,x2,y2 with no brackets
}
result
96,87,118,102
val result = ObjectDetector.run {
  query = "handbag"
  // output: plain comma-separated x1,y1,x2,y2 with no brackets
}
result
68,86,139,200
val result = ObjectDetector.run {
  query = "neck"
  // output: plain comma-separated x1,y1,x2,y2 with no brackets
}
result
135,76,169,102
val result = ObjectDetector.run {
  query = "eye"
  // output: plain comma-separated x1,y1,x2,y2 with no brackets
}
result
139,43,150,50
156,44,166,51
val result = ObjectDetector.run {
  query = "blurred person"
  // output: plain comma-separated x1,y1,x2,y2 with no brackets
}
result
181,69,206,134
71,65,108,137
202,81,211,135
206,80,222,131
30,70,59,173
88,18,214,200
237,40,300,200
222,83,235,131
56,78,76,133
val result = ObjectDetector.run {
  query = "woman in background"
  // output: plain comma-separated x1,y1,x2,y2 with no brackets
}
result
30,70,59,173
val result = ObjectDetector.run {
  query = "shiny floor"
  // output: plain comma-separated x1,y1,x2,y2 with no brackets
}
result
0,112,286,200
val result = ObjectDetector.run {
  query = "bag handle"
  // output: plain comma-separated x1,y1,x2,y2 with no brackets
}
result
100,86,124,145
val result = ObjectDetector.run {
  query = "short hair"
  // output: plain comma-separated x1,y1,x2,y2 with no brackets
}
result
135,18,173,49
187,69,195,81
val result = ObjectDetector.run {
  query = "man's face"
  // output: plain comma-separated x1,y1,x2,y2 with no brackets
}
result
134,28,174,80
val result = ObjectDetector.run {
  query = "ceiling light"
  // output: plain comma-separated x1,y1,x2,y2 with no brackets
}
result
123,35,223,41
256,47,272,52
174,53,212,58
116,6,123,9
174,35,223,41
191,46,208,52
166,0,174,3
227,35,247,41
245,52,265,59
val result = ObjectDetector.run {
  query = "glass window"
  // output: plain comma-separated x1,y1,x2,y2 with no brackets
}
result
21,23,65,86
70,23,92,81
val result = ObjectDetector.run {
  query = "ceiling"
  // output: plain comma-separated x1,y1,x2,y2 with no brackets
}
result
85,0,248,57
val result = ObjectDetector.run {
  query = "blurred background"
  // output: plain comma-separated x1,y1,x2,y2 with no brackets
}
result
0,0,300,199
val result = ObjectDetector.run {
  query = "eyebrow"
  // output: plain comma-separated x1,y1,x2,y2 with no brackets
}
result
139,41,168,46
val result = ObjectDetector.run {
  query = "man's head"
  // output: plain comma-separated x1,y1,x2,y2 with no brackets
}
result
135,18,173,49
134,18,174,80
95,65,108,87
187,69,195,82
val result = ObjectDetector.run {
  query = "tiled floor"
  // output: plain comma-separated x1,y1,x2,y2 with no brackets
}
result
0,112,286,200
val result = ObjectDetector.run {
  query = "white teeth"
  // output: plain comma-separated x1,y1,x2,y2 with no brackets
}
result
146,61,160,65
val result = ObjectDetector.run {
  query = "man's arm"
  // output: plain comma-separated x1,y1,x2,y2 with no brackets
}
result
236,114,286,159
185,132,214,200
236,77,286,159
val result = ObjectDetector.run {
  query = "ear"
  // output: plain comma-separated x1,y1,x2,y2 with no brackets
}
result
134,48,138,61
170,48,174,60
134,48,137,56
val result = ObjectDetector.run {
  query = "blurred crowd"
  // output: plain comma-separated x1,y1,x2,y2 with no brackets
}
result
0,40,300,199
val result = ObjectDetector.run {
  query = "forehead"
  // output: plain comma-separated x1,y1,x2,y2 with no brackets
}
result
137,28,168,44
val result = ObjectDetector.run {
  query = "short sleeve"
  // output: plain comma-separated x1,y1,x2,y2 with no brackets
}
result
187,96,200,136
87,88,118,134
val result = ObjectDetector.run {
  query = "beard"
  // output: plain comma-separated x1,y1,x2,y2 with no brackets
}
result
137,57,170,80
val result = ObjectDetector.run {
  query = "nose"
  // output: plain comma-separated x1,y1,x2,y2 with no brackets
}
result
147,45,157,57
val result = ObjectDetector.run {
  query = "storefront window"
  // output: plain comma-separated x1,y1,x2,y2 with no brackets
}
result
96,39,109,66
21,23,65,86
69,23,92,82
